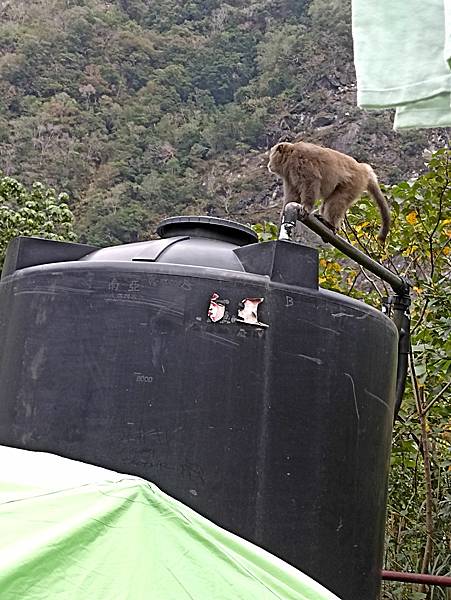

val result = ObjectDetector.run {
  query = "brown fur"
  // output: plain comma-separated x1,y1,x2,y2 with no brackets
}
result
268,141,390,242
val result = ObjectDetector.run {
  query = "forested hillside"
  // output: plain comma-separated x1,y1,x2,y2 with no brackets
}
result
0,0,447,246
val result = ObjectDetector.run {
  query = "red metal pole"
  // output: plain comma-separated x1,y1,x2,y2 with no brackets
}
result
382,570,451,586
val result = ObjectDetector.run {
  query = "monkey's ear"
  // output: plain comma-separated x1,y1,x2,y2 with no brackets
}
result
276,142,293,153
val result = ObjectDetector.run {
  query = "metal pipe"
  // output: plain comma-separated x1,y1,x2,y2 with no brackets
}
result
382,570,451,586
282,203,410,297
382,294,411,419
392,308,410,417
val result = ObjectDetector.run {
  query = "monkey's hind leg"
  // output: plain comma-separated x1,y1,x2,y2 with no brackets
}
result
313,212,337,233
320,185,357,233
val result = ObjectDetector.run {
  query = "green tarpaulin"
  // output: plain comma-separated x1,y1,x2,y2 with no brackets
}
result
0,446,340,600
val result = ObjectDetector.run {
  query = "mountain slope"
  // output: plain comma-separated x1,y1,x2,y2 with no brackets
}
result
0,0,446,244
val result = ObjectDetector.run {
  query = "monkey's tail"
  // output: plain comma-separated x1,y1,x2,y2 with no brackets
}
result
365,166,390,244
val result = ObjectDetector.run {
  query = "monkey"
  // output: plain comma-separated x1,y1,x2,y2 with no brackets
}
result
267,141,390,243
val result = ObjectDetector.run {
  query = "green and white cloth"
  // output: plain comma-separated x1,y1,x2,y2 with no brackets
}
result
0,446,341,600
352,0,451,129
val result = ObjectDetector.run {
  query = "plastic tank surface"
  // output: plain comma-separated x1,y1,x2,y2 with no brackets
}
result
0,217,398,600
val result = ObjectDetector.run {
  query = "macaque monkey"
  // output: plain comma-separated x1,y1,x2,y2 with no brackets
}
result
268,141,390,243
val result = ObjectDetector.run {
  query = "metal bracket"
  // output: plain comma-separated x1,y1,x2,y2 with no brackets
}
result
279,202,301,241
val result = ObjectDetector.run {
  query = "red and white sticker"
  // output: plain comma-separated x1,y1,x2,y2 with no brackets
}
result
207,292,226,323
207,293,268,328
237,297,268,328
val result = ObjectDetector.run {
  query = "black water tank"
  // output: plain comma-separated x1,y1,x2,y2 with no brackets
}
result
0,216,397,600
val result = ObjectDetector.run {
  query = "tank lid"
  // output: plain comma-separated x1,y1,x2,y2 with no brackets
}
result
156,216,258,246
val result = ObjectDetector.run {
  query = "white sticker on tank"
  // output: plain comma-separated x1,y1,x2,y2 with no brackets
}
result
207,293,268,329
237,298,268,328
207,293,226,323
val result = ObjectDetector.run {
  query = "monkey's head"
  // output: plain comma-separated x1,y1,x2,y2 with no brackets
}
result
267,142,294,175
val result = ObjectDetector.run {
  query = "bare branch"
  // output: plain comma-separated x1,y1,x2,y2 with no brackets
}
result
421,381,451,416
408,347,434,586
357,264,384,298
428,151,450,281
411,298,430,334
344,216,375,257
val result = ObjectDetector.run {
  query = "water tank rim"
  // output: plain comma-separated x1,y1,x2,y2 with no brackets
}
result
156,215,258,245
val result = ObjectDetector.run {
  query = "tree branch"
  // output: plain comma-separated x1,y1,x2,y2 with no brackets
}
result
408,347,434,590
421,381,451,416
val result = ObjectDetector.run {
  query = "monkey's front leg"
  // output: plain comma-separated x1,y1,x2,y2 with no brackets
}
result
283,180,300,205
280,181,301,225
299,180,320,219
